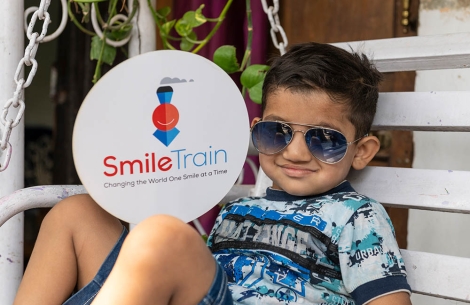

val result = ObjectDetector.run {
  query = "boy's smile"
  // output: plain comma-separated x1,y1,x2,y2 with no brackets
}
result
253,88,360,196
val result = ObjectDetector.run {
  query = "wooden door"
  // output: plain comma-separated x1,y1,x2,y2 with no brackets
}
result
277,0,420,248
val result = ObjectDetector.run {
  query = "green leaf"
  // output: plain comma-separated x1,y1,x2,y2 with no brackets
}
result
175,18,192,37
182,4,207,28
248,81,264,104
90,36,116,65
161,20,176,37
107,24,132,41
240,64,270,88
157,6,171,18
90,36,102,61
213,45,240,74
102,44,117,65
180,31,197,51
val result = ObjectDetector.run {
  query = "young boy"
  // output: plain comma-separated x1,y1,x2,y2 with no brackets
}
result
14,42,412,305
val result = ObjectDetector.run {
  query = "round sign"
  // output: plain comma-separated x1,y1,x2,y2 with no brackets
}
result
73,50,249,224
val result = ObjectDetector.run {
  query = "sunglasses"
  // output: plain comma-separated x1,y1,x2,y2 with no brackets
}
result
251,120,366,164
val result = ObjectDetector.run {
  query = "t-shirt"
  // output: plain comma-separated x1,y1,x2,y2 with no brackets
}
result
207,181,411,305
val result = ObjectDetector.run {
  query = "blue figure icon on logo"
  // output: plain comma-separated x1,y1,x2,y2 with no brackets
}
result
152,86,180,146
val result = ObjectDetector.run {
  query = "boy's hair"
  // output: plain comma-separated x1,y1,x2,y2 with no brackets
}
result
261,42,383,138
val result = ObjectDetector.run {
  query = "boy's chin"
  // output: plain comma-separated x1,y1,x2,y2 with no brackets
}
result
276,185,330,197
272,178,345,196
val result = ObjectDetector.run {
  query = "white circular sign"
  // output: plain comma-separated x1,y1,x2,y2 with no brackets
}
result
73,50,249,224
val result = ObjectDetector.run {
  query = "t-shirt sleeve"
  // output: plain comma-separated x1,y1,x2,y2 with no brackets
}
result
337,200,411,304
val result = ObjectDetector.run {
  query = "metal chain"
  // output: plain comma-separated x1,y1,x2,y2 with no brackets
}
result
1,0,131,172
261,0,288,55
25,0,68,43
0,0,53,172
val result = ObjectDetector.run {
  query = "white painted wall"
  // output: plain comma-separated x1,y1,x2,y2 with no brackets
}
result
409,1,470,304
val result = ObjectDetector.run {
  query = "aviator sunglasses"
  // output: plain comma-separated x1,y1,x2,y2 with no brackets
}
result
251,120,367,164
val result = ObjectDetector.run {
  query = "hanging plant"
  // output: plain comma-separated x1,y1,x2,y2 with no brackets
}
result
68,0,269,102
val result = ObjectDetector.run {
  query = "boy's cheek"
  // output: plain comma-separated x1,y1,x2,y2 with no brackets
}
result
258,154,275,178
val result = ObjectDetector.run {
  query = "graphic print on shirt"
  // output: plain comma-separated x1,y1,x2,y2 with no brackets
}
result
343,202,406,277
208,191,408,305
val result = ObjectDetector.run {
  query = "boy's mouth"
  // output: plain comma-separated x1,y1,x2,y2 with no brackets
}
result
279,165,317,177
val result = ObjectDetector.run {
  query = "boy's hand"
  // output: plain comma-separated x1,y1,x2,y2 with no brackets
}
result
367,292,412,305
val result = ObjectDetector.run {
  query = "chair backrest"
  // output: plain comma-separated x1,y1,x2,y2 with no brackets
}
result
341,34,470,303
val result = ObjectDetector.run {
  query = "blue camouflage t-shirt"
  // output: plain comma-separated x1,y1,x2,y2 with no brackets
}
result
207,181,411,305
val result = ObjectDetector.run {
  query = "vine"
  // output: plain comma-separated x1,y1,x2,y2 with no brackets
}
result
68,0,269,103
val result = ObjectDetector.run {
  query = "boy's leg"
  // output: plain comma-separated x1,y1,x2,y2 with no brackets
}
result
91,215,220,305
14,194,123,305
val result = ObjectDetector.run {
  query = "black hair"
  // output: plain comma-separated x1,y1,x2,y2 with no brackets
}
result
261,42,383,138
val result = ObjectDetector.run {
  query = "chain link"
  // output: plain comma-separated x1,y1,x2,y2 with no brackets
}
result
27,10,52,42
24,0,68,43
261,0,287,55
38,0,51,20
0,0,53,172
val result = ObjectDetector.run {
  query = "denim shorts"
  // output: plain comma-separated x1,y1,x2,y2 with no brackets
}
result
199,259,233,305
62,226,233,305
62,227,128,305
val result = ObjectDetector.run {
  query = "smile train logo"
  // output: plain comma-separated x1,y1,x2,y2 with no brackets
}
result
152,86,180,146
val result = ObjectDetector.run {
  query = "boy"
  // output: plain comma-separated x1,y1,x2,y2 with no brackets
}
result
14,42,412,305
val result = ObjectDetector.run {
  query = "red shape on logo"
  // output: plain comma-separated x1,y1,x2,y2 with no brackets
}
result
152,103,179,131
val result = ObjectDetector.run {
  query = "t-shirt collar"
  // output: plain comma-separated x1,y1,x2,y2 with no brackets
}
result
264,180,355,202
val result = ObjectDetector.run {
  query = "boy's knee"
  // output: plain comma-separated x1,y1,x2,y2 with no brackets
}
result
133,214,192,240
128,215,202,253
52,194,93,211
43,194,119,230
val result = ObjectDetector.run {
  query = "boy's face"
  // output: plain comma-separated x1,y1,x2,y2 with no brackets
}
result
253,88,359,196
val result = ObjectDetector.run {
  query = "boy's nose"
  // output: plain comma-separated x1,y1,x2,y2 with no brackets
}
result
282,131,313,162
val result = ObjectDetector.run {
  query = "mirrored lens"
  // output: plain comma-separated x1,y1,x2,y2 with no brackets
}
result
251,121,350,164
252,122,292,154
305,128,347,163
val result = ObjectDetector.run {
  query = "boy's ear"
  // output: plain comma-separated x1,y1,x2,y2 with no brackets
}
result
251,117,261,128
351,135,380,170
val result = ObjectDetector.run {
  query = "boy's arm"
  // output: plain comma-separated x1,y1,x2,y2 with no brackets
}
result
367,291,412,305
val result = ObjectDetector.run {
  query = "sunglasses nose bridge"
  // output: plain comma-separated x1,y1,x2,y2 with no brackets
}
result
291,129,308,143
283,128,313,157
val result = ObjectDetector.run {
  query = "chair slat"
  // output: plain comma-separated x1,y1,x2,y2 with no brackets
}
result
348,167,470,213
374,91,470,131
401,249,470,303
332,32,470,72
